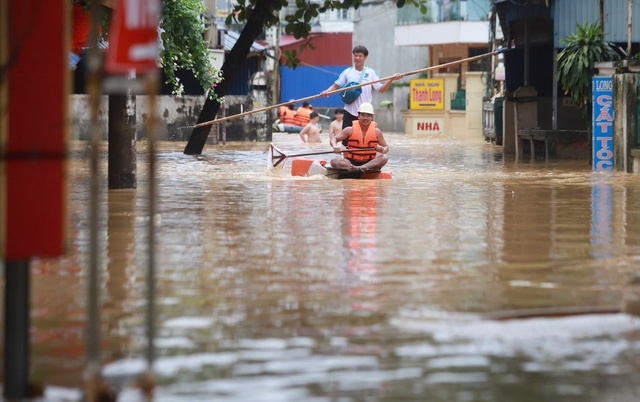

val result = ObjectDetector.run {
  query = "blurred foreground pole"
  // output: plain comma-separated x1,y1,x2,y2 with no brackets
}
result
103,0,161,398
142,72,159,400
85,0,104,399
1,0,69,398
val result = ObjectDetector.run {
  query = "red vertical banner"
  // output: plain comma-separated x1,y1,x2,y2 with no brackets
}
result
1,0,69,258
105,0,161,74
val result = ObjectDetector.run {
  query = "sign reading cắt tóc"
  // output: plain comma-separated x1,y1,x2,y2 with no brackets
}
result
592,76,614,171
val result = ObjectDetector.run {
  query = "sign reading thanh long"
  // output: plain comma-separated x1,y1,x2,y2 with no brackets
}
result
410,79,444,110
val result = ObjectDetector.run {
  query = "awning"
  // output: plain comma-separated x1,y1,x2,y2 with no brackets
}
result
279,34,318,48
224,29,268,53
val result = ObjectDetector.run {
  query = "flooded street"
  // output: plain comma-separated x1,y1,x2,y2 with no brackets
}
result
5,130,640,401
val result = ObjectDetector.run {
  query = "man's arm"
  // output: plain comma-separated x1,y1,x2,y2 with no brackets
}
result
321,83,340,97
331,127,352,151
377,73,403,94
299,124,311,143
375,129,389,154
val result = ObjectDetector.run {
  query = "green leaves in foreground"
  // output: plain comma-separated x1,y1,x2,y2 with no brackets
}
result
161,0,223,99
556,21,619,122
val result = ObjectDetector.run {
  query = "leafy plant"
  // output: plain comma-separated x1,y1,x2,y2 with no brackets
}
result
79,0,222,98
161,0,222,99
556,21,620,122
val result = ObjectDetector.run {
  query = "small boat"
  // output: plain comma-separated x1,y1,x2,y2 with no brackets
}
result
272,122,303,133
272,120,322,134
269,143,392,179
291,158,392,180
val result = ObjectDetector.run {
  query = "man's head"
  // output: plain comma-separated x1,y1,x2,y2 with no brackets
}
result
302,101,311,108
357,102,374,124
309,111,319,122
352,45,368,68
352,46,369,56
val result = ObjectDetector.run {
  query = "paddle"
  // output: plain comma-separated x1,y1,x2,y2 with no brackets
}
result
268,143,376,171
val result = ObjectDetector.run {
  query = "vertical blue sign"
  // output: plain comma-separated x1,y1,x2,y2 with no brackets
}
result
592,76,614,171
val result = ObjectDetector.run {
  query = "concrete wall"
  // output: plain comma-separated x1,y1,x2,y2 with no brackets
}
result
70,92,273,142
401,72,484,135
353,1,429,132
536,96,586,131
465,71,484,130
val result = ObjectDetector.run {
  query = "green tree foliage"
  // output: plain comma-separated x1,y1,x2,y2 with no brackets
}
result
556,21,619,123
161,0,222,98
81,0,222,97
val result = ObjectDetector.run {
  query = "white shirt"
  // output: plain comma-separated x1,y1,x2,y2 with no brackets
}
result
334,66,382,116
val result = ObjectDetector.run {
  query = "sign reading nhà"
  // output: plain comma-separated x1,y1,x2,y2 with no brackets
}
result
413,118,444,134
592,77,614,171
410,79,444,110
105,0,160,74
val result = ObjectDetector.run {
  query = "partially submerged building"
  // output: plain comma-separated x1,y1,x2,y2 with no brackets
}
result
490,0,640,168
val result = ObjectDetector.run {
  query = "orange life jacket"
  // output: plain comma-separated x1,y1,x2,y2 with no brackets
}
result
279,105,288,119
295,107,312,126
280,108,297,125
345,121,378,162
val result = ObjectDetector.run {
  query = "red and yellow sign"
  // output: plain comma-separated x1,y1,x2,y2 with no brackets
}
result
105,0,160,74
410,79,444,110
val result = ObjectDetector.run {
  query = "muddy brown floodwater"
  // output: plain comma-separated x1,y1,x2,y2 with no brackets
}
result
3,130,640,401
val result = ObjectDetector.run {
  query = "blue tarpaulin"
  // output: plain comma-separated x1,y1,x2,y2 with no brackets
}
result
281,65,348,107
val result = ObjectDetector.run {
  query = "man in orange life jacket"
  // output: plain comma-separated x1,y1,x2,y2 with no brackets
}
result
329,102,388,171
294,101,314,126
278,103,297,125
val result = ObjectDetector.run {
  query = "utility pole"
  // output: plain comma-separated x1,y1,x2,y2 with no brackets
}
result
599,0,604,33
628,0,633,58
108,69,137,190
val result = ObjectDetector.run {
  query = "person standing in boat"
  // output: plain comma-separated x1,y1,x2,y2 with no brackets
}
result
330,102,388,171
329,108,344,142
299,112,322,143
321,45,401,130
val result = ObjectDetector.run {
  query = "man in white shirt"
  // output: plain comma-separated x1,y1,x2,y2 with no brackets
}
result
321,45,402,132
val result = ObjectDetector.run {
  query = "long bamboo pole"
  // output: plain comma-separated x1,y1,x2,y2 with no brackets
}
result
193,49,504,128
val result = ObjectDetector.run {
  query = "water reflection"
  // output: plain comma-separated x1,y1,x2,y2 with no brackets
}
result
3,131,640,401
